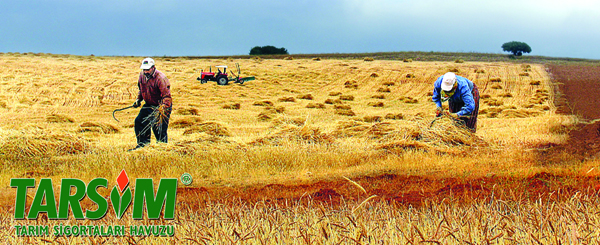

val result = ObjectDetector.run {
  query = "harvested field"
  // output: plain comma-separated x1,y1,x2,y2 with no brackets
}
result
0,53,598,243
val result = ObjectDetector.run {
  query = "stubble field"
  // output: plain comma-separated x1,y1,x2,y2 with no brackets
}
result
1,53,599,244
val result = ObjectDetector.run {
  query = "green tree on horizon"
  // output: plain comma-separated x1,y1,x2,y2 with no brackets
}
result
250,45,288,55
501,41,532,56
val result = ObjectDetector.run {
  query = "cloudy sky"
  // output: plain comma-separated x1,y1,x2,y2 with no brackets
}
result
2,0,600,59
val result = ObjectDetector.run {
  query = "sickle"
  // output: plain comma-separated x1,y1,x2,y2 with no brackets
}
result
112,105,135,122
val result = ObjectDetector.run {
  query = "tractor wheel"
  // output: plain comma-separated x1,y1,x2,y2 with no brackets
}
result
200,79,207,84
217,76,229,85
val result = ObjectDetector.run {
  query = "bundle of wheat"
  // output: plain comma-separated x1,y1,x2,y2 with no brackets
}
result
363,116,382,123
306,103,326,109
177,107,199,116
339,95,354,101
297,94,313,100
335,108,355,116
344,80,358,89
278,97,296,102
420,117,486,147
367,102,384,107
385,113,404,120
222,103,241,110
325,98,342,104
46,113,74,123
253,100,274,106
79,122,120,134
170,116,203,129
377,87,391,93
182,122,231,137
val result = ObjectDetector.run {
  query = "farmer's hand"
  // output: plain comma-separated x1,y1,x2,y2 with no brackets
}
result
435,107,443,117
132,99,142,108
442,111,457,119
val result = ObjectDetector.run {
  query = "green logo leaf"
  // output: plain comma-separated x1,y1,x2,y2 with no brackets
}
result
110,186,132,219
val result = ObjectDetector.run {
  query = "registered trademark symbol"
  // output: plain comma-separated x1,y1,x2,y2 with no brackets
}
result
181,173,192,186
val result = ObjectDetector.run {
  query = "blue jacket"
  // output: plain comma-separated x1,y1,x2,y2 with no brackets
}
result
432,75,475,116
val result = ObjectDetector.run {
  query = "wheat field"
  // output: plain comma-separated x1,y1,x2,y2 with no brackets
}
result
1,53,597,243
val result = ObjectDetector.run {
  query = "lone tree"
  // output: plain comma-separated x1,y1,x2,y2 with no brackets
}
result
501,41,532,56
250,45,288,55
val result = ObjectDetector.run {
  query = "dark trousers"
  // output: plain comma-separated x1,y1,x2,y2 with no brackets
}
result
134,105,171,146
449,84,480,132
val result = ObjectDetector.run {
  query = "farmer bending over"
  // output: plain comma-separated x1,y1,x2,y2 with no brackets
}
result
432,72,480,132
129,57,172,151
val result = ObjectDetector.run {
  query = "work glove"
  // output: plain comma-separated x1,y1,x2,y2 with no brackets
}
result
435,106,443,117
133,99,142,108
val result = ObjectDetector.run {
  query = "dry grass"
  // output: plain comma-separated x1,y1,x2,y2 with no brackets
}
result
79,122,120,134
0,53,581,243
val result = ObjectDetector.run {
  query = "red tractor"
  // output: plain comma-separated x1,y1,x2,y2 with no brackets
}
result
197,63,254,86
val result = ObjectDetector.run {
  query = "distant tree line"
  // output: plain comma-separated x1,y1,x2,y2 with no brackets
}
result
250,45,288,55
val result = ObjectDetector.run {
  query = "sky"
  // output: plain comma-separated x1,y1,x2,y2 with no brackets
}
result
2,0,600,59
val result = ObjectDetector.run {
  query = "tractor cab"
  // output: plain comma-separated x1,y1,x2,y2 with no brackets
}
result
215,65,227,74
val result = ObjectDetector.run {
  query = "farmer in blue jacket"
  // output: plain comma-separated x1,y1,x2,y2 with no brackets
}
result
432,72,480,132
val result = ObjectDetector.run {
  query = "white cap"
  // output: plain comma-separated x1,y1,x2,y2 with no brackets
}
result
441,72,457,91
140,57,155,69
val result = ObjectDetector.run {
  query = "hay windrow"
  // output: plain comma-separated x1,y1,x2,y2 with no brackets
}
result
183,122,231,137
251,125,334,146
306,103,326,109
171,116,203,129
222,103,241,110
0,130,92,158
79,122,120,134
177,107,199,116
46,114,75,123
253,100,274,106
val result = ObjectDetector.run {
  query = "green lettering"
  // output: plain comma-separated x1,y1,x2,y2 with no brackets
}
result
132,178,177,219
40,225,49,236
166,225,174,236
80,225,87,236
58,179,86,219
28,178,57,219
10,178,35,219
86,178,108,219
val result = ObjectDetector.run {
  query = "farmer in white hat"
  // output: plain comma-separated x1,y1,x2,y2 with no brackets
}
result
130,57,173,151
432,72,480,132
